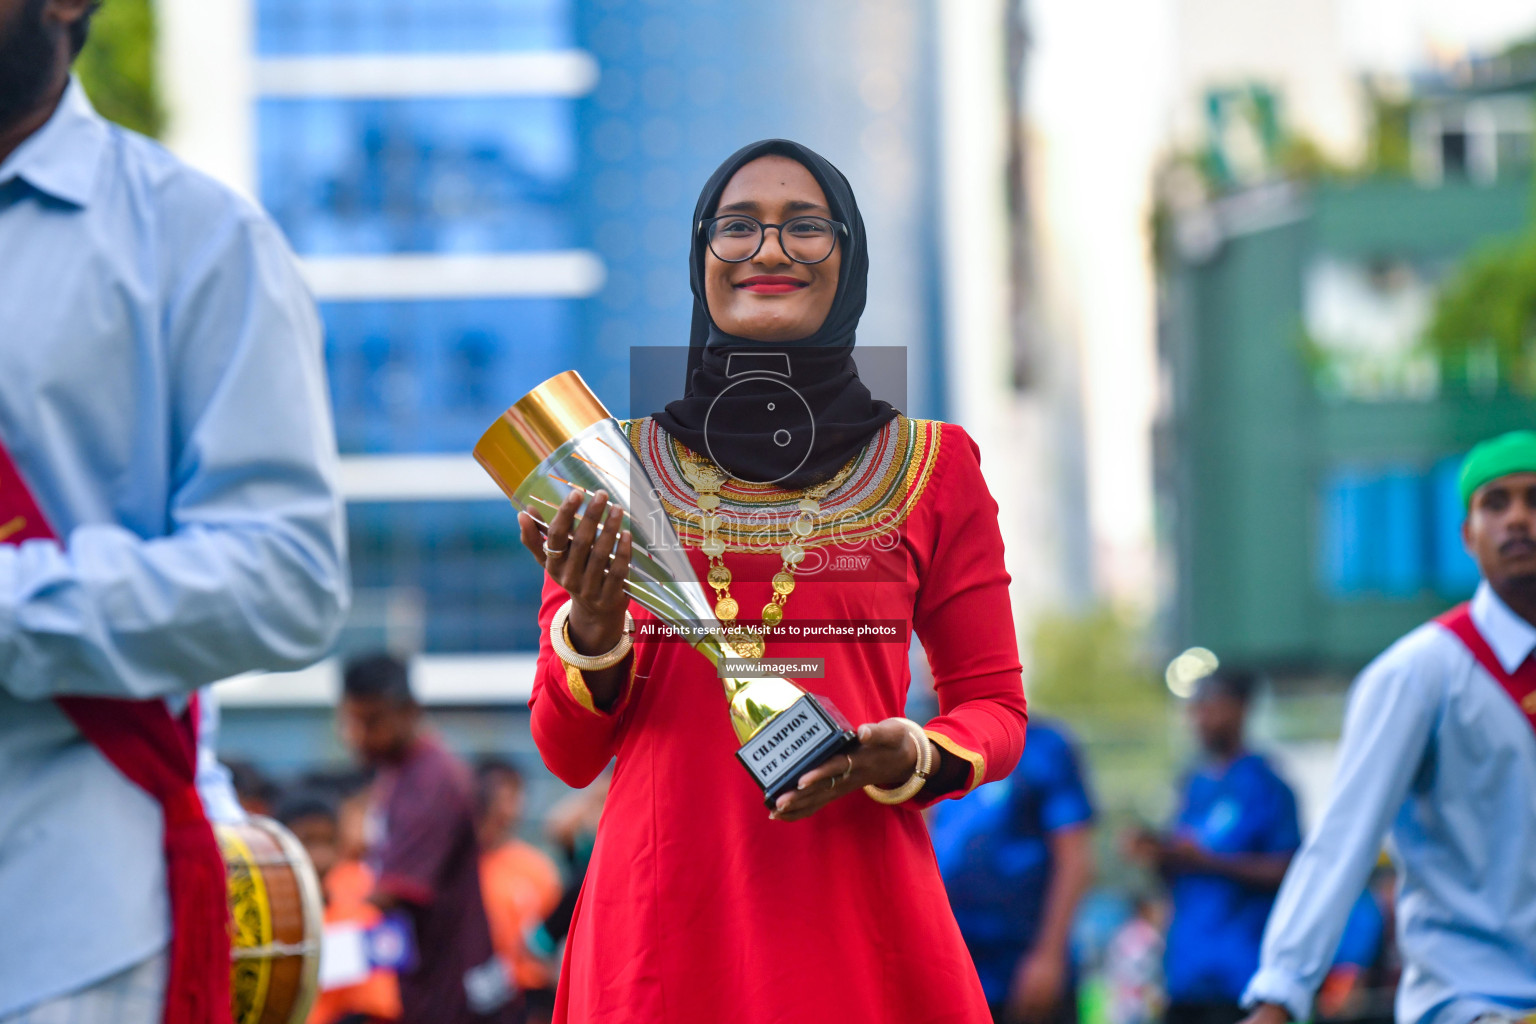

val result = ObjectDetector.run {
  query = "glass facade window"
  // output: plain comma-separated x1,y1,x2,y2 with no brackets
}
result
252,0,586,658
242,0,940,663
346,500,543,654
321,298,579,454
256,0,573,56
1320,459,1480,599
258,98,579,255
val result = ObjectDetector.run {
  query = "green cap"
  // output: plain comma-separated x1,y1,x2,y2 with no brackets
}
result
1459,430,1536,509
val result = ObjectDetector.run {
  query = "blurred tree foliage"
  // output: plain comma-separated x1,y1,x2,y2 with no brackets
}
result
1501,33,1536,65
1026,606,1179,850
1275,134,1342,181
1363,85,1412,178
75,0,163,138
1426,231,1536,396
1027,605,1165,721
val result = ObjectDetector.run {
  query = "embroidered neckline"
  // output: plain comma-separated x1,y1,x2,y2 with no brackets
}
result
622,415,943,551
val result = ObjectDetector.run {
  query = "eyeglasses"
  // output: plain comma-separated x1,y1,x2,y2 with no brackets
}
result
698,214,846,265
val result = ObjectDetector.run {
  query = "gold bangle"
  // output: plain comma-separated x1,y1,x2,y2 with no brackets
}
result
550,599,633,672
863,718,934,805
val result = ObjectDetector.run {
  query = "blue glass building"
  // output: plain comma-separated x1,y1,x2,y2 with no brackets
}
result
246,0,948,663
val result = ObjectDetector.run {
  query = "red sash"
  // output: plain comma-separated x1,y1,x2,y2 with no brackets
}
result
1435,602,1536,737
0,440,231,1024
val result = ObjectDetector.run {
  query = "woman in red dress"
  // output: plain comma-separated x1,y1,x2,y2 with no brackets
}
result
517,140,1028,1023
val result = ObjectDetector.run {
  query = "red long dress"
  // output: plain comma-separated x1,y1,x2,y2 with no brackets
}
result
531,416,1028,1024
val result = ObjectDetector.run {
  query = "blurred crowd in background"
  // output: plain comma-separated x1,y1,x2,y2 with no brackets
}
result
240,652,1400,1024
223,653,604,1024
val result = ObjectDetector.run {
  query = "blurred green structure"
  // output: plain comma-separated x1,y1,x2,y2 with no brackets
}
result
1027,606,1178,875
1158,61,1536,677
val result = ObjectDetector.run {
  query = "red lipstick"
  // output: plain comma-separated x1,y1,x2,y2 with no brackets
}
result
736,275,807,294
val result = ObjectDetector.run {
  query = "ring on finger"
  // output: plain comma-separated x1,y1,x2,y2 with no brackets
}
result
826,775,837,792
840,754,853,782
542,540,568,556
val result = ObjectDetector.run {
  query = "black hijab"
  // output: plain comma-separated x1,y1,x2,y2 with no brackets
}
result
650,139,898,489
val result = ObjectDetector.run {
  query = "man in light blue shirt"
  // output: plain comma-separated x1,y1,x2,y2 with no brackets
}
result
0,1,349,1021
1242,432,1536,1024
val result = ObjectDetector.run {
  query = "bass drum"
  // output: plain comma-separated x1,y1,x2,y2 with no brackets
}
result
217,816,324,1024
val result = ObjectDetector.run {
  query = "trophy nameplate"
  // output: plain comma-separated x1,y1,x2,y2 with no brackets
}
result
735,693,856,806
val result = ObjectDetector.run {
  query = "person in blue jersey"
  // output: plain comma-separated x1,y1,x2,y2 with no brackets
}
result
1127,669,1300,1024
932,717,1097,1024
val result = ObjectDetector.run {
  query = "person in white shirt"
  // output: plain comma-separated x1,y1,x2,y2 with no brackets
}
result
1240,430,1536,1024
0,2,348,1022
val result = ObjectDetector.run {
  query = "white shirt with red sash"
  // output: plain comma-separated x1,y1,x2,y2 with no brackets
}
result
0,79,348,1020
1244,582,1536,1024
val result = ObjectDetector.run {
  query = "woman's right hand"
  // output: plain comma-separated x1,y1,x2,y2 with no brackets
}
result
519,488,634,656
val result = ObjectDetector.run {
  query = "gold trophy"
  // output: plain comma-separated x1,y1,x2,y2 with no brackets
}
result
475,370,856,805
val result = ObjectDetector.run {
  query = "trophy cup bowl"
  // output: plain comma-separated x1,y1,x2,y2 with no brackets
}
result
474,370,856,806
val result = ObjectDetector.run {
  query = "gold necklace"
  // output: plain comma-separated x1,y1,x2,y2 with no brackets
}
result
676,448,858,659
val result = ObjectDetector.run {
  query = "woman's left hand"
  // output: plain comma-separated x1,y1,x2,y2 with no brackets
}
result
769,717,921,822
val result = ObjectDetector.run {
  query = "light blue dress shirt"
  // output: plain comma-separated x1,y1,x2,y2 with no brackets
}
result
0,80,348,1016
195,688,250,826
1243,583,1536,1024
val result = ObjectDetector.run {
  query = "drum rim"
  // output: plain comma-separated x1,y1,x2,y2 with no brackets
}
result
249,814,325,1024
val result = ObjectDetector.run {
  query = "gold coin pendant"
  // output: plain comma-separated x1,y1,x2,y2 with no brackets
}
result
783,544,805,565
702,536,726,558
725,630,764,659
771,571,796,595
707,564,732,588
697,494,721,511
790,517,814,538
762,602,784,627
715,595,739,621
798,498,820,513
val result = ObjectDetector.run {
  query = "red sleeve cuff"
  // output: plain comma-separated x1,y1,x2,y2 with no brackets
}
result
912,727,989,809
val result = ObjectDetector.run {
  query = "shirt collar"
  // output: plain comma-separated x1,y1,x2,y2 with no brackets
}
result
1470,581,1536,674
0,77,107,207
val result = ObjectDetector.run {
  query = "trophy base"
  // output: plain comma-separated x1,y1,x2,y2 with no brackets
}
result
735,694,859,808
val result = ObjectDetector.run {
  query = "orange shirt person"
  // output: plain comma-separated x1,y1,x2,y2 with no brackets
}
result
476,759,562,998
282,786,402,1024
309,860,403,1024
